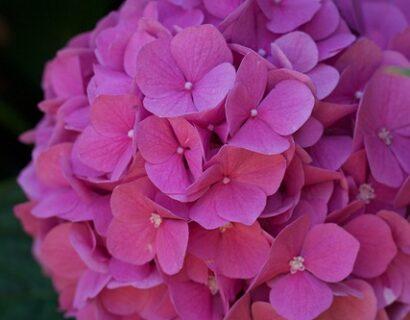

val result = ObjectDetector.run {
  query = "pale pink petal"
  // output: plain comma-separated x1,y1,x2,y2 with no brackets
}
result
269,272,333,320
302,223,360,283
307,64,340,99
344,215,398,278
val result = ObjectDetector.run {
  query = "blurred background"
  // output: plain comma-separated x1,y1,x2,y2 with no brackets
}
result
0,0,120,318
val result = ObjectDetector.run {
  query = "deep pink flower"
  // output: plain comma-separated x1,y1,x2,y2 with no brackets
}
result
137,115,204,198
255,216,360,320
136,24,236,117
188,145,287,228
226,53,315,154
76,94,139,180
107,178,189,275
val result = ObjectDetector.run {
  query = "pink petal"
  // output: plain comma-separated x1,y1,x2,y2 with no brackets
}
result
301,0,340,40
364,134,404,188
307,64,340,99
272,31,319,73
344,215,398,278
137,116,179,163
317,33,356,61
229,117,291,154
216,223,270,279
215,146,287,195
293,117,324,148
269,272,333,320
260,0,321,33
156,219,189,275
91,95,137,136
378,210,410,254
192,62,236,112
203,0,244,18
259,80,315,136
170,24,233,81
190,181,266,227
302,223,360,283
252,302,285,320
107,219,156,265
76,126,132,173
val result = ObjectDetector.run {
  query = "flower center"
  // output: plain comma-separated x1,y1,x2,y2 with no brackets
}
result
378,128,393,146
184,81,193,91
258,48,267,57
219,222,233,233
127,129,134,139
289,256,305,274
356,183,376,204
208,275,219,295
250,108,258,118
354,90,363,100
273,0,282,4
222,176,231,184
207,124,215,131
176,146,185,155
149,213,162,228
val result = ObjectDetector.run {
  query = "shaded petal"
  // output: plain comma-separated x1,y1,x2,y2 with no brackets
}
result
302,223,360,283
307,64,340,99
171,24,233,81
269,272,333,320
344,214,398,278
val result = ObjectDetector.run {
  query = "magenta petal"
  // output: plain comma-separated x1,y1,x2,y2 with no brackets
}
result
190,181,266,227
229,118,290,154
156,219,188,275
107,219,156,265
137,116,179,163
171,24,232,81
309,136,352,171
216,223,270,279
344,215,398,278
192,62,235,112
364,134,404,188
307,64,340,99
302,223,360,283
259,80,315,136
273,31,319,73
269,272,333,320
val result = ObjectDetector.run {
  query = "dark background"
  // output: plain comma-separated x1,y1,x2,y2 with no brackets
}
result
0,1,120,318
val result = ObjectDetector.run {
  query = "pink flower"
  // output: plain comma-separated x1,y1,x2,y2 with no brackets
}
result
226,53,315,154
188,145,287,228
356,69,410,188
255,216,360,320
76,94,139,180
135,24,236,117
107,178,189,275
137,115,204,198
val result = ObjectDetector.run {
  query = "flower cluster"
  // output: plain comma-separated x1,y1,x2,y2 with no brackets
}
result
14,0,410,319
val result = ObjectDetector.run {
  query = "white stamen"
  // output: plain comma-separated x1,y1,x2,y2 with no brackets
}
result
258,48,267,57
208,275,219,295
354,90,364,100
250,109,258,118
219,223,233,233
222,176,231,184
184,81,193,91
207,124,215,131
378,128,393,146
176,146,185,155
289,256,305,274
356,183,376,204
127,129,134,139
149,213,162,228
